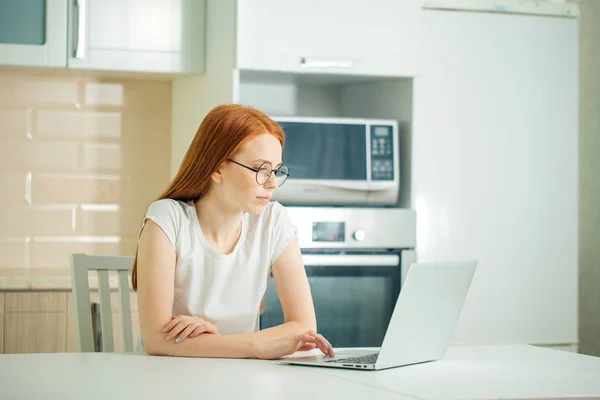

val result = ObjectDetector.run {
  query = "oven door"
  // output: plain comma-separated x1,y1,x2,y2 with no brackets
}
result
259,252,401,347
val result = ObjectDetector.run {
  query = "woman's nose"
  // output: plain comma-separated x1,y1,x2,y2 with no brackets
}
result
264,172,279,189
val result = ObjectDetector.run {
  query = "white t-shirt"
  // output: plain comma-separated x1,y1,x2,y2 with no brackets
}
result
135,199,296,352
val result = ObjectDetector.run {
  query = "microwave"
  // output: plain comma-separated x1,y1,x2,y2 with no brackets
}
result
272,117,400,206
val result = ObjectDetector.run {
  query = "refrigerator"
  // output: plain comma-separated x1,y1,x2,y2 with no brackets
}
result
412,5,579,348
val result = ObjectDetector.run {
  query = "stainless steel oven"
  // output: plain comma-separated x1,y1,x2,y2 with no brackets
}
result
259,207,416,347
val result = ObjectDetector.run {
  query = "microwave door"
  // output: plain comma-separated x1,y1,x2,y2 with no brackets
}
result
274,121,370,205
281,121,367,181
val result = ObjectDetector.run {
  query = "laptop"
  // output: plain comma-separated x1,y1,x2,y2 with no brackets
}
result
282,260,478,371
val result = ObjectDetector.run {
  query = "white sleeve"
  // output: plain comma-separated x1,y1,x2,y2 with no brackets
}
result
138,199,181,250
270,201,298,265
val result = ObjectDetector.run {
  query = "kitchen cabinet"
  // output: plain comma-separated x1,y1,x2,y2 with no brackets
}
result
67,0,205,73
0,0,205,73
0,290,138,354
3,292,68,354
0,0,68,67
236,0,421,76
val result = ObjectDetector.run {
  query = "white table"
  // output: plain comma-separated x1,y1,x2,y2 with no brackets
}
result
1,345,600,400
0,352,414,400
283,344,600,400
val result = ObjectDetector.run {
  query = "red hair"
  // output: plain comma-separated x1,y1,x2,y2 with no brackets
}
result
132,104,285,291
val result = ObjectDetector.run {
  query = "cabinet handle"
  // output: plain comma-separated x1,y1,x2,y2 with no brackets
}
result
73,0,87,59
300,57,355,69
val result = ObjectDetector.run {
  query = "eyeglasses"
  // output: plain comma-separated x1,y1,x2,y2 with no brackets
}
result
227,159,290,186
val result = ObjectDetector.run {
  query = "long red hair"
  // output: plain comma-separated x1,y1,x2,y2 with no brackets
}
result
132,104,285,291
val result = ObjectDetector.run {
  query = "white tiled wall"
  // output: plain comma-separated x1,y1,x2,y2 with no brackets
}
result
0,70,172,276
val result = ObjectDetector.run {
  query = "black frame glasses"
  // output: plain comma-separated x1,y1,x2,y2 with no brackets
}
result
228,159,290,186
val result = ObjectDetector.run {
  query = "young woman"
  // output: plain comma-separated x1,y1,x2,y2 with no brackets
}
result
134,104,334,359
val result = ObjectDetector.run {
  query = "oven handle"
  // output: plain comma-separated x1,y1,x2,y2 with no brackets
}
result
302,254,400,267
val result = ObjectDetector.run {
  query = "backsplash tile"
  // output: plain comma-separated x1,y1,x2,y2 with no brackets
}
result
0,76,78,106
0,108,30,138
0,240,28,269
76,205,146,237
123,112,172,141
0,71,171,275
0,206,74,237
0,173,27,204
29,238,123,269
82,143,122,171
32,174,122,204
36,110,122,138
85,82,124,107
0,141,79,171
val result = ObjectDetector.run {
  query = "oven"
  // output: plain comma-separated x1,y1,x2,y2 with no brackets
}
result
259,207,416,347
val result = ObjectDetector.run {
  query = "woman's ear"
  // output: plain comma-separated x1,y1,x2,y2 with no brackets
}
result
211,164,225,183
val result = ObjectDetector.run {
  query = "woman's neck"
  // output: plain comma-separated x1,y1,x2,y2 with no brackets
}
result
194,193,243,253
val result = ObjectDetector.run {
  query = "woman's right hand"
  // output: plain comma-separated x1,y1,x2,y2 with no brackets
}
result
256,330,334,360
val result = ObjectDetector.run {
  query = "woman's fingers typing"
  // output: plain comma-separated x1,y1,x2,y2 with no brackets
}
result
307,330,334,357
257,330,334,360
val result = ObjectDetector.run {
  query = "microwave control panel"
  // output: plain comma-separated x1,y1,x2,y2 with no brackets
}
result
370,125,394,181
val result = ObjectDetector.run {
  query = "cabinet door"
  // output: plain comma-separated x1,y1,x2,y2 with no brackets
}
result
236,0,421,76
3,292,68,354
67,0,205,73
0,0,68,67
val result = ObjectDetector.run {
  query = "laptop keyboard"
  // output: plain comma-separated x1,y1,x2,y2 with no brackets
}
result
332,353,379,364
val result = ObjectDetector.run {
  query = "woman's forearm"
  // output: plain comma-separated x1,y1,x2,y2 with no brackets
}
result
251,320,315,341
144,321,313,358
145,332,258,358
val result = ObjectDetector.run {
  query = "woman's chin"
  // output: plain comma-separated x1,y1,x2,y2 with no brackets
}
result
245,200,269,215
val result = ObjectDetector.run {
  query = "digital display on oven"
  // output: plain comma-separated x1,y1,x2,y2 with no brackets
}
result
312,222,345,242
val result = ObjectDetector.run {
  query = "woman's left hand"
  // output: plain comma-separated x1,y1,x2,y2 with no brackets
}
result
162,315,220,343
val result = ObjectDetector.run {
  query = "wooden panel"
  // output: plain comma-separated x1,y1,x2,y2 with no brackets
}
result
5,292,67,313
4,312,67,354
66,291,139,353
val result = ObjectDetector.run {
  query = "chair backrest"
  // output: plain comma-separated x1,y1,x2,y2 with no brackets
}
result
70,253,135,353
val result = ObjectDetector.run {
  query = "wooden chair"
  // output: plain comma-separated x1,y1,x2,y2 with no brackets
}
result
70,253,135,352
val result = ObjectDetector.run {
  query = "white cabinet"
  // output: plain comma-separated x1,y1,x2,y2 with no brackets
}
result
236,0,421,76
0,0,204,73
0,0,68,67
67,0,205,73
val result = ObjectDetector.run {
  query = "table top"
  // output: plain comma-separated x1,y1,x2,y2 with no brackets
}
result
0,351,415,400
284,344,600,400
2,344,600,400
